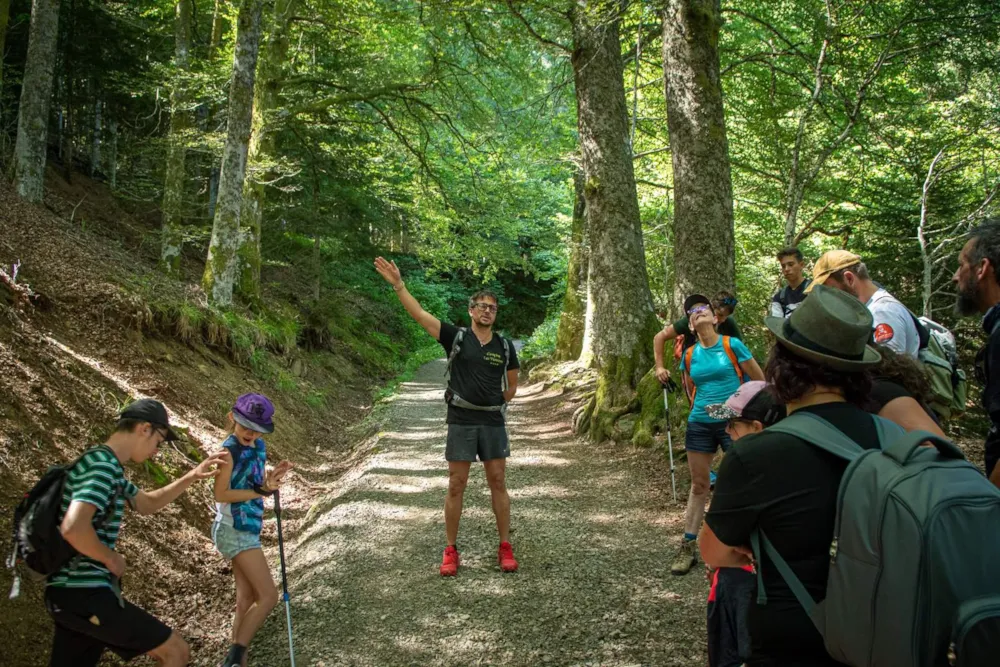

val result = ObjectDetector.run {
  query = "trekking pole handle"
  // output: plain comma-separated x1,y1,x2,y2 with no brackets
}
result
883,430,965,465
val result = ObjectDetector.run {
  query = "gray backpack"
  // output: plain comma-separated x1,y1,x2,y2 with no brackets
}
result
752,411,1000,667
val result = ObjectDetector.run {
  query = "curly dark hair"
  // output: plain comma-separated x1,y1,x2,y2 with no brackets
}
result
764,343,872,406
868,344,932,407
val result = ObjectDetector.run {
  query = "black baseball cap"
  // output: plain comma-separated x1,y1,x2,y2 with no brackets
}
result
120,399,179,441
683,294,712,313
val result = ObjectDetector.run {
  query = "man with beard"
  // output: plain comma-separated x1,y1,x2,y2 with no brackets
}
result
953,218,1000,488
374,257,520,575
806,250,920,358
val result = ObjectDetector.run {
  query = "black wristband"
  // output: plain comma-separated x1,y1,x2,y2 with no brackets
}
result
253,484,276,497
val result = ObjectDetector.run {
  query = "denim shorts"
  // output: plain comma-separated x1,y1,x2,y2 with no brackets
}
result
212,521,261,560
685,420,732,454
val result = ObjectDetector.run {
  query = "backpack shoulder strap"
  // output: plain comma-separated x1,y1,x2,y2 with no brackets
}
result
500,336,511,393
445,327,467,383
751,528,824,633
721,336,745,384
683,344,696,403
765,411,867,461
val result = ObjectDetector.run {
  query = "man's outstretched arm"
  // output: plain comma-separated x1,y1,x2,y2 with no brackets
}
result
375,257,441,340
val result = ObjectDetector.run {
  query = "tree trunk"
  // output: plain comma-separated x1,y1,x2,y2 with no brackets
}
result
919,149,947,319
235,0,298,305
210,0,227,56
108,118,117,189
89,87,101,177
160,0,194,274
60,0,74,183
13,0,60,202
579,255,596,367
571,0,660,443
554,168,588,361
0,0,11,92
203,0,263,307
662,0,735,300
208,165,220,218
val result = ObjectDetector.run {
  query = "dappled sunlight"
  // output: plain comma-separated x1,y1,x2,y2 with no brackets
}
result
508,483,576,499
357,472,449,494
511,450,572,467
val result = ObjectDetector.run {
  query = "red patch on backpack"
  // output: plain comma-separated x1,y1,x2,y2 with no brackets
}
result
873,323,895,344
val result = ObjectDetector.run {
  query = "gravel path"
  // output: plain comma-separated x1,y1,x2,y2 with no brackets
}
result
255,359,708,666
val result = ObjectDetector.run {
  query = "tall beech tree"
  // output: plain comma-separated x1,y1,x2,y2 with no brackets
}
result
13,0,60,203
203,0,264,306
662,0,734,300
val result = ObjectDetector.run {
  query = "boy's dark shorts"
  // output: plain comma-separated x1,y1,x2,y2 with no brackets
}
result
446,424,510,462
45,586,173,666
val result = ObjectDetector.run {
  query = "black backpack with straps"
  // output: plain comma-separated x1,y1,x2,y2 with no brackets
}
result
444,327,511,412
7,446,120,595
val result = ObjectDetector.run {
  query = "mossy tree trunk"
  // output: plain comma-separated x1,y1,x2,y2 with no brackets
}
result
571,0,660,443
0,0,11,93
554,167,588,361
662,0,735,299
236,0,298,306
160,0,194,274
13,0,60,203
203,0,263,307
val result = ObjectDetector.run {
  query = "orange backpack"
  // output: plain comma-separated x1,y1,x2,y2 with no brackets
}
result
681,336,744,405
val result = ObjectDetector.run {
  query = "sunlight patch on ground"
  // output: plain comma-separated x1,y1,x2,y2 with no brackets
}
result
511,451,571,467
508,483,576,499
357,473,448,494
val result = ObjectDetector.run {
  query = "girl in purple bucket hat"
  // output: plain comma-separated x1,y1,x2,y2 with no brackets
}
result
212,393,292,667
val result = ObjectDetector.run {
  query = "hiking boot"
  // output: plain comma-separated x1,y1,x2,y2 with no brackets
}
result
498,541,519,572
671,538,698,576
440,545,459,576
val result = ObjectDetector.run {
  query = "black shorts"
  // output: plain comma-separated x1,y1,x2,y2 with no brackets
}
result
446,424,510,462
44,586,173,666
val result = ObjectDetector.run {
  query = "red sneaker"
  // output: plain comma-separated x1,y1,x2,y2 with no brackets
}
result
498,542,518,572
440,545,459,576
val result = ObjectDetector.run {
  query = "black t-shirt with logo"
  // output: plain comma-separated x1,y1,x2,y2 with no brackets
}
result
438,322,519,426
706,402,880,665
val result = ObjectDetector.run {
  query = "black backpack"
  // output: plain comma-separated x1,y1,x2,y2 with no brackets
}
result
6,447,118,595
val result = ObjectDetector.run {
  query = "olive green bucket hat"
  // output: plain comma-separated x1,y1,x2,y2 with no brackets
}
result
764,284,881,371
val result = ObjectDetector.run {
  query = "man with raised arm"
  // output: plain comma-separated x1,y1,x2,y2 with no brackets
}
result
375,257,521,576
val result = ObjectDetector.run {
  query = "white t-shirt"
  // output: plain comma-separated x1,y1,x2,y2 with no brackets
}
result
866,288,919,358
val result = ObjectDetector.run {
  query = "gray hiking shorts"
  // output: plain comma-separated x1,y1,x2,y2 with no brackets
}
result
446,424,510,462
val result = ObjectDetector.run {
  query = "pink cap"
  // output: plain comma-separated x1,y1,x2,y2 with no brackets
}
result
706,381,785,425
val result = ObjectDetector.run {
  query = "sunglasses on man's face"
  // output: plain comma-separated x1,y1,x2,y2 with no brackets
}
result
473,303,497,313
687,304,712,316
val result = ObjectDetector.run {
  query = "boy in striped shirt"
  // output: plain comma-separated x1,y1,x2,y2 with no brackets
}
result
45,399,226,667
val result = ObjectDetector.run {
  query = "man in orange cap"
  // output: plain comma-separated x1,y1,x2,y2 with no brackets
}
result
806,250,920,358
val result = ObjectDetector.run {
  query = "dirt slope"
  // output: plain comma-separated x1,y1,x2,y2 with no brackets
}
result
0,175,384,666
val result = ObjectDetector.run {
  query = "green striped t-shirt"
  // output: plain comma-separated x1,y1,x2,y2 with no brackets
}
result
47,446,139,590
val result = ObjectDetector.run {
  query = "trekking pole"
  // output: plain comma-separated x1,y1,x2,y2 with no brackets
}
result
274,491,296,667
662,382,677,502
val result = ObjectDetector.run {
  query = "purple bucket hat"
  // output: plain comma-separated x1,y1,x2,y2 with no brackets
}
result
232,393,275,434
